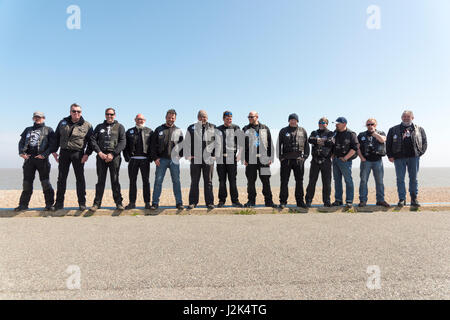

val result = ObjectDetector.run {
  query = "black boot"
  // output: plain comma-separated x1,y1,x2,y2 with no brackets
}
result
411,196,420,207
397,200,406,207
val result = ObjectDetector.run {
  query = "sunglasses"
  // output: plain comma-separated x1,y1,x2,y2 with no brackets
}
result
224,112,233,116
366,123,375,126
71,110,81,114
248,116,255,119
318,121,328,125
136,118,145,121
105,113,115,116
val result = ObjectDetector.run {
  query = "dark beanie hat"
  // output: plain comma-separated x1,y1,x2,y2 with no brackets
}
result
288,113,299,122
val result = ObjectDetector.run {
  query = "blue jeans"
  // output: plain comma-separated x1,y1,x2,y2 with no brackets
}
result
152,158,182,205
394,157,420,200
333,158,354,204
359,160,385,203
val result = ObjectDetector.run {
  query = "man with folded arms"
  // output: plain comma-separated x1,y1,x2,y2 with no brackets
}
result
305,117,334,207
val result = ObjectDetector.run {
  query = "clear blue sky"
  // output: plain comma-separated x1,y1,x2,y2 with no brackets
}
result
1,0,449,168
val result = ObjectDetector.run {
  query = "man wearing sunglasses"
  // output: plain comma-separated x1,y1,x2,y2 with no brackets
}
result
305,117,335,207
123,114,153,210
242,111,276,208
89,108,126,212
53,103,93,211
357,118,390,208
386,110,427,207
215,111,244,208
15,111,56,212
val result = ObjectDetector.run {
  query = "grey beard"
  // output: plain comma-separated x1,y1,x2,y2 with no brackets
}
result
401,121,412,127
136,124,145,129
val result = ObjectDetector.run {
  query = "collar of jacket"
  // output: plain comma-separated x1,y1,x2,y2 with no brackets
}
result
103,120,118,126
249,123,262,129
163,123,175,129
65,116,85,126
33,123,45,129
335,128,349,134
400,122,414,129
192,122,212,129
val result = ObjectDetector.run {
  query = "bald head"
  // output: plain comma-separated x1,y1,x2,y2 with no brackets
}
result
248,111,259,125
135,113,146,128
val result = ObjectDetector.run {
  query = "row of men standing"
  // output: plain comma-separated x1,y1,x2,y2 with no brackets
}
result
15,104,427,212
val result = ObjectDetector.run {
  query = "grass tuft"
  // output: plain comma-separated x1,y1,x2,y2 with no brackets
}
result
234,209,257,215
288,208,307,214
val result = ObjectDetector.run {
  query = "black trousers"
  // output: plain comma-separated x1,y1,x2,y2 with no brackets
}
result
94,155,123,206
245,163,273,204
189,163,214,206
19,157,54,208
216,163,239,203
279,159,305,205
305,158,332,204
128,158,150,204
56,149,86,206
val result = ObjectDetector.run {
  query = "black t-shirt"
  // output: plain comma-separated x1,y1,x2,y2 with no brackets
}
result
217,124,241,158
134,128,145,156
333,129,359,158
400,124,415,157
365,135,381,162
27,124,44,156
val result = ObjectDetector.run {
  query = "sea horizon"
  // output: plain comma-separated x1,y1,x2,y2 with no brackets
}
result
1,167,449,190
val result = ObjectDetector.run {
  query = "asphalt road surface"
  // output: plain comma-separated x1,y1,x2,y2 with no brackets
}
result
0,211,449,299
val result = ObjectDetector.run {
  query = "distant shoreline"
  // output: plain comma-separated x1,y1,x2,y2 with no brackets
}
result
1,167,449,190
